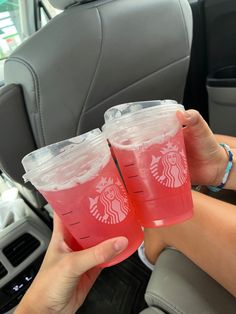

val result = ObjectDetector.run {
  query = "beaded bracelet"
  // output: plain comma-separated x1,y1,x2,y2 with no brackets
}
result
208,143,234,192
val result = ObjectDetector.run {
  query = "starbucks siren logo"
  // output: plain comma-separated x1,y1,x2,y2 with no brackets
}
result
150,141,187,188
89,177,129,224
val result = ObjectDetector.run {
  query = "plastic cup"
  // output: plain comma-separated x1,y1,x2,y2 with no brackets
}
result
22,129,143,267
103,100,193,228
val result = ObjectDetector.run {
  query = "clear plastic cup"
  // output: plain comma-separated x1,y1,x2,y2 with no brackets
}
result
22,129,143,267
103,100,193,228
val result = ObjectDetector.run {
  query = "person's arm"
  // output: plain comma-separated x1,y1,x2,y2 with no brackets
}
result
215,134,236,148
144,110,236,298
15,214,128,314
144,190,236,298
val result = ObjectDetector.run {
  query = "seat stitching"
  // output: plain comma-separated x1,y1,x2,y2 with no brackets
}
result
5,57,45,146
84,55,190,115
147,291,185,314
75,7,104,134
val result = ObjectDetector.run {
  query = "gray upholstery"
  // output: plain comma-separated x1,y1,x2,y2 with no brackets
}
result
4,0,192,149
145,248,236,314
0,84,46,208
49,0,83,10
140,307,165,314
0,84,35,185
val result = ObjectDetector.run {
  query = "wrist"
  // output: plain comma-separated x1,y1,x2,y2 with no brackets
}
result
209,144,234,191
15,298,36,314
224,149,236,190
213,145,229,186
15,290,50,314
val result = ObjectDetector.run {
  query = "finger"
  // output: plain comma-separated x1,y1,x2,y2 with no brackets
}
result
51,213,65,242
177,109,213,137
67,237,128,276
176,109,200,126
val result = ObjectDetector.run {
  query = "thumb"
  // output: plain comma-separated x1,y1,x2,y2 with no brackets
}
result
68,237,128,275
176,109,213,138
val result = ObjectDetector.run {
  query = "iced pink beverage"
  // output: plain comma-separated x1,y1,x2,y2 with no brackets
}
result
22,129,143,267
104,100,194,227
40,157,143,266
113,129,193,227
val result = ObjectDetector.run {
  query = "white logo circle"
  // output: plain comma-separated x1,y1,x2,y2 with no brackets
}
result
150,141,188,188
89,177,130,224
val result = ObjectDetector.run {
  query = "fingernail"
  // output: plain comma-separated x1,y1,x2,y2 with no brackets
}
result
184,111,192,120
114,238,128,252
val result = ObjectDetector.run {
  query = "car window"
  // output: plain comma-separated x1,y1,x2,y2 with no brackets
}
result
0,0,22,81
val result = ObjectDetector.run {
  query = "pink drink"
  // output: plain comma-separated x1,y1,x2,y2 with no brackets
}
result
40,157,143,267
22,129,143,267
63,225,83,251
113,129,193,227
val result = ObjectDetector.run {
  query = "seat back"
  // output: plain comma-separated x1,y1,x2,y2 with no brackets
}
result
2,0,192,208
0,84,45,208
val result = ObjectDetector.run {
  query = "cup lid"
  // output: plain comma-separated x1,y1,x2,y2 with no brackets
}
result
22,128,105,183
104,100,183,124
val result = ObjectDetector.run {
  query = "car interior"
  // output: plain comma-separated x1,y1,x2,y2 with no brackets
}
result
0,0,236,313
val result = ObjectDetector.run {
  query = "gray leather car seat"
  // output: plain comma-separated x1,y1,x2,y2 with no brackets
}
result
0,84,42,208
144,248,236,314
1,0,193,208
140,308,165,314
4,0,192,147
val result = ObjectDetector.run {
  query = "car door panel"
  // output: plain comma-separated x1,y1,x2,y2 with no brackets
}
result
205,0,236,135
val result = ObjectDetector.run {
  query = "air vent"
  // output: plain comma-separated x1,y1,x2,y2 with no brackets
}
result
3,233,40,267
0,262,7,279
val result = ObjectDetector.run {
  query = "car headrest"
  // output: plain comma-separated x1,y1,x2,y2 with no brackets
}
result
49,0,93,10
